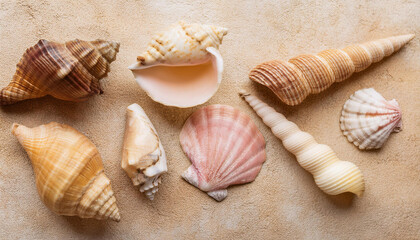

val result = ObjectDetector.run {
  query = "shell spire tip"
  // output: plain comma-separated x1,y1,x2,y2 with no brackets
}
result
238,90,250,97
11,123,20,135
110,211,121,222
406,33,415,40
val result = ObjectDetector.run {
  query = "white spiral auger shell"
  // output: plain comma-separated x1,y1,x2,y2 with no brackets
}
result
240,91,365,197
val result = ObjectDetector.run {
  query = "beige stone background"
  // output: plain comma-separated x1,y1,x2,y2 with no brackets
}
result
0,0,419,239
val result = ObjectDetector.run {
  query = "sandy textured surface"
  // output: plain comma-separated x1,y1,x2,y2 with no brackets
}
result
0,0,419,239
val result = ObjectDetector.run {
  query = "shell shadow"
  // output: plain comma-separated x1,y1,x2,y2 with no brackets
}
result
129,91,194,128
325,192,355,208
0,95,103,122
62,216,110,237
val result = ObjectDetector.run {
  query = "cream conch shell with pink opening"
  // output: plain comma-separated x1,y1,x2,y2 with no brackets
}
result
129,21,228,108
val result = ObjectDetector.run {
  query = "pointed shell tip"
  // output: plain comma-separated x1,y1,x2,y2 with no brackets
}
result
238,90,249,97
11,123,20,134
111,212,121,222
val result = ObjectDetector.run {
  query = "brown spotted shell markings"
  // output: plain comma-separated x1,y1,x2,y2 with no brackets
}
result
249,34,414,105
12,122,121,221
0,39,119,105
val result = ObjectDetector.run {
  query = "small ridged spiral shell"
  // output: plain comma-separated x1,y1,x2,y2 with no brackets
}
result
122,103,168,200
0,39,119,105
240,91,365,196
249,34,414,105
12,122,121,221
340,88,402,150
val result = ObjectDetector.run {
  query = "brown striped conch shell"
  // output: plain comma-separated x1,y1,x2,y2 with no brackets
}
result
0,39,120,105
340,88,402,150
122,103,168,200
250,34,415,105
129,21,227,108
12,122,121,221
180,104,266,201
240,91,365,196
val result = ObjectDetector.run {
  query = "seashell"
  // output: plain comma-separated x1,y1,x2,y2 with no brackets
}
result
129,21,227,108
340,88,402,150
12,122,121,221
179,104,266,201
0,39,120,105
122,103,168,200
240,91,365,196
250,34,415,105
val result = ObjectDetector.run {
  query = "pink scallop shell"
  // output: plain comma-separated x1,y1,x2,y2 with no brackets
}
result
180,104,266,201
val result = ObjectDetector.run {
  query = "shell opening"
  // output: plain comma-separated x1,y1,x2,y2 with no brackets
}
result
129,47,223,108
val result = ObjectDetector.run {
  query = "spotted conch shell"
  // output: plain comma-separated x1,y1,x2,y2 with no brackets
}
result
240,91,365,196
250,34,415,105
340,88,402,150
122,103,168,200
12,122,121,221
180,104,266,201
0,39,120,105
129,21,227,108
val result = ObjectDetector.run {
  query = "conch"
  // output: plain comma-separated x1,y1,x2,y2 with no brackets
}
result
122,103,168,200
12,122,121,221
179,104,266,201
240,91,365,196
0,39,120,105
129,21,228,108
250,34,415,105
340,88,402,150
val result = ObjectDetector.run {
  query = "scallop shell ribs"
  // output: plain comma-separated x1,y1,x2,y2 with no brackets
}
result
12,122,121,221
180,104,266,201
0,39,119,105
250,34,414,105
340,88,402,150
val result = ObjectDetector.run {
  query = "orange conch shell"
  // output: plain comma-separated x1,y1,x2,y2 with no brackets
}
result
12,122,121,221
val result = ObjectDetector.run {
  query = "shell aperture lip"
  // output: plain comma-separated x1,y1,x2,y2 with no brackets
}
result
129,47,223,108
129,21,227,108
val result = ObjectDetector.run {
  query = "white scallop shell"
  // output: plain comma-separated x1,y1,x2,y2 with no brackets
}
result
129,21,227,108
340,88,402,150
122,103,168,200
179,105,266,201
